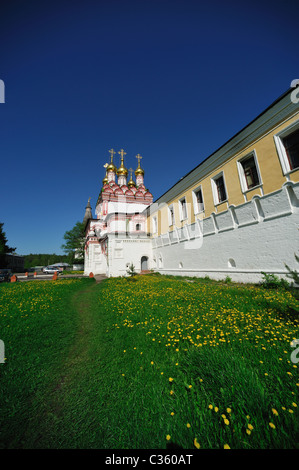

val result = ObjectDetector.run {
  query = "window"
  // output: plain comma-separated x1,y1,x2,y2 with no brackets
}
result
179,197,188,220
274,121,299,174
237,152,261,192
192,186,204,214
152,216,157,233
211,173,227,205
168,205,175,226
136,223,141,231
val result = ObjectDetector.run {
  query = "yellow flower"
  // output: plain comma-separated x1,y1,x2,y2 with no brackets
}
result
224,419,230,425
269,422,276,429
186,423,191,428
169,377,174,382
224,444,230,449
194,438,200,449
288,409,294,414
272,409,278,416
208,404,213,410
246,429,251,435
292,402,297,407
166,435,171,441
188,385,192,389
170,390,174,395
227,408,232,414
214,407,219,412
248,424,253,430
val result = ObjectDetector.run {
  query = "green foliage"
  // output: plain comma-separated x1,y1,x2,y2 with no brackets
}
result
61,221,85,263
224,275,232,284
0,222,16,268
285,254,299,286
23,253,71,269
126,263,137,277
1,277,298,449
260,272,289,290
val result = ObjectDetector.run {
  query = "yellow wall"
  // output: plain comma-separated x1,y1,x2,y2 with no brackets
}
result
148,113,299,236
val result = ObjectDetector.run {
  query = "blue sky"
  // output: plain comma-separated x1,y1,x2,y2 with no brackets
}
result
0,0,297,255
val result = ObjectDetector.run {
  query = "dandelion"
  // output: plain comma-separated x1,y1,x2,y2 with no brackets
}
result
248,424,253,430
208,404,213,410
288,409,294,414
169,377,174,382
224,444,230,449
170,390,174,395
214,407,219,412
227,408,232,414
292,402,297,407
272,409,278,416
166,435,171,441
186,423,191,428
224,419,230,425
246,429,251,435
170,412,175,416
269,422,276,429
194,438,200,449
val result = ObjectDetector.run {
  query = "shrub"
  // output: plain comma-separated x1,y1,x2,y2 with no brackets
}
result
285,253,299,286
260,272,289,289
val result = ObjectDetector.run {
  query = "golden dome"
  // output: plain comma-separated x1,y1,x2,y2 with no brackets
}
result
135,153,144,176
127,168,136,187
117,160,128,176
102,173,108,185
117,149,128,176
106,149,117,173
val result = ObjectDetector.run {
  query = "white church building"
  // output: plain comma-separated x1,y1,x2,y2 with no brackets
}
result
84,86,299,282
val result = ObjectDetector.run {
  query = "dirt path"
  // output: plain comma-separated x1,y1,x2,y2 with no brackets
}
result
25,279,104,448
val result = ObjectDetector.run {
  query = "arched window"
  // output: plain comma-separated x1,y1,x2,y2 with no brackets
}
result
136,223,141,231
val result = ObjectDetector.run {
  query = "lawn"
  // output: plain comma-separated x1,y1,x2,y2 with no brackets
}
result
0,275,298,449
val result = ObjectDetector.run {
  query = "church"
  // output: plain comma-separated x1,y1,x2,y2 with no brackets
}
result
83,86,299,282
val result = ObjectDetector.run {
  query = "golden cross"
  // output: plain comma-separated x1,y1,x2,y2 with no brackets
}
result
109,149,116,162
136,154,142,166
128,168,134,178
103,163,108,168
118,149,127,161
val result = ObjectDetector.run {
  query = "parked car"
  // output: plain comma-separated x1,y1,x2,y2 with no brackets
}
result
0,269,11,282
43,266,61,274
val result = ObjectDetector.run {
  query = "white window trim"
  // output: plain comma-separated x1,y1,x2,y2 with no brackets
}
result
211,171,228,206
274,119,299,175
192,185,205,215
179,196,188,221
152,215,158,234
168,204,175,226
237,150,263,194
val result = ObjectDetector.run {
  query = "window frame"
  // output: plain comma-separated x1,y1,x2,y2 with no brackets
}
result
211,172,228,206
168,204,175,226
274,119,299,175
178,196,188,221
152,215,158,234
237,150,262,193
192,185,205,215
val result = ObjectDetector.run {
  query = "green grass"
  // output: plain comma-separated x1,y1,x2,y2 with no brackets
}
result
0,275,298,449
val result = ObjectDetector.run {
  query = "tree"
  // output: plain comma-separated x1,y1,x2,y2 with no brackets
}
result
61,221,85,264
0,222,16,267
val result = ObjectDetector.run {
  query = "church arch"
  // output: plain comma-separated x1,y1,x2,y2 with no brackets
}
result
141,256,149,270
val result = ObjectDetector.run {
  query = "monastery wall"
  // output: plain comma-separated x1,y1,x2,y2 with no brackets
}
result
152,181,299,283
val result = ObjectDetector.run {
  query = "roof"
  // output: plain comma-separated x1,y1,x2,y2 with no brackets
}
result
154,87,297,204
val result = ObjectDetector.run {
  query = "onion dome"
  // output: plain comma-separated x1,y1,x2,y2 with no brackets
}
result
117,149,128,177
102,171,108,185
135,153,144,176
106,149,117,173
127,168,136,188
